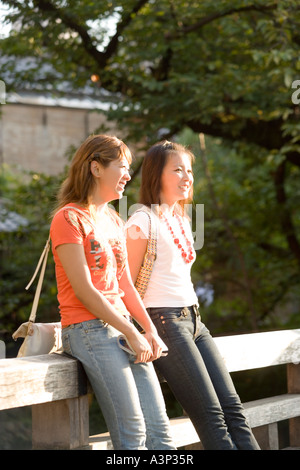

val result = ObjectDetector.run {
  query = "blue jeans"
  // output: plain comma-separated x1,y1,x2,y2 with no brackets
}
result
61,319,176,450
147,306,260,450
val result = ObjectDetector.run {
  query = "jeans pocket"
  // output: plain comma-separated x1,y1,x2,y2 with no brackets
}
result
149,308,186,336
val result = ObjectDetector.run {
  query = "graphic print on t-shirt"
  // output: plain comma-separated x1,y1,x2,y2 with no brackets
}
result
90,238,105,270
51,205,130,324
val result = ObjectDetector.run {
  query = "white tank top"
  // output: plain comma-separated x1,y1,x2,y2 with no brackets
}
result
126,208,198,308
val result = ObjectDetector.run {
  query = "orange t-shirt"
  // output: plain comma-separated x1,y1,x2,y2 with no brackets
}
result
50,204,130,327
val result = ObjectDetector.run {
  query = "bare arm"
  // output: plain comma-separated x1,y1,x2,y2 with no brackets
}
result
56,243,152,363
126,225,148,284
119,260,163,359
125,225,165,359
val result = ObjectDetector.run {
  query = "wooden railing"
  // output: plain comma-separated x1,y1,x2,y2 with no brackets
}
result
1,328,300,450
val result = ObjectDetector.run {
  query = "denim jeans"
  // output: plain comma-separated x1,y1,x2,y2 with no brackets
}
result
61,319,176,450
147,306,260,450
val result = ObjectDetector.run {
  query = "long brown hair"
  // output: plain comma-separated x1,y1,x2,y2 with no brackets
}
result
139,140,195,215
53,134,132,215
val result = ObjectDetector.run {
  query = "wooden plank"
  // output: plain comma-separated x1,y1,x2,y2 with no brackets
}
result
83,395,300,451
85,416,200,451
243,394,300,427
1,329,300,451
86,432,113,450
214,329,300,372
0,329,299,418
169,416,200,448
0,353,87,411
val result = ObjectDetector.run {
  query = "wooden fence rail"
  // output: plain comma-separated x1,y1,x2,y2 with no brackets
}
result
1,328,300,450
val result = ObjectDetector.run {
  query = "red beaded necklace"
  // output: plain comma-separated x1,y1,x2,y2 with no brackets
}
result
160,212,195,263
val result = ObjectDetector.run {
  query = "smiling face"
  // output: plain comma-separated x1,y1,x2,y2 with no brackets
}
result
160,152,194,207
91,156,131,204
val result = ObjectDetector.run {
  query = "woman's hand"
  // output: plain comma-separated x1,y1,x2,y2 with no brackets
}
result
125,330,154,363
144,331,164,361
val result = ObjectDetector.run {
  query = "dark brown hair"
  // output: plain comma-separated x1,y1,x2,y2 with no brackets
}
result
139,140,195,214
53,134,131,214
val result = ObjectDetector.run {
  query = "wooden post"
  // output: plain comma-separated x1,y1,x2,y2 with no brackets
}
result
32,395,89,450
287,363,300,448
252,423,279,450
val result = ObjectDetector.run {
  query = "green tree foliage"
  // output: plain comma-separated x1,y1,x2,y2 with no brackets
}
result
0,166,63,353
179,129,300,333
1,0,300,333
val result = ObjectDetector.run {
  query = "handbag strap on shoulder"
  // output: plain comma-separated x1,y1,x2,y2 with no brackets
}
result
25,236,51,323
135,208,157,260
133,208,158,299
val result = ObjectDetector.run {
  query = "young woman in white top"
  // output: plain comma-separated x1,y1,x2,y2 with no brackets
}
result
126,140,260,450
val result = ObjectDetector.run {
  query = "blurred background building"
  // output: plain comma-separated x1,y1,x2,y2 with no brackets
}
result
0,88,116,175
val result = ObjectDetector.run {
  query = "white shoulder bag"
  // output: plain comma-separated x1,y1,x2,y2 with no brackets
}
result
12,236,62,357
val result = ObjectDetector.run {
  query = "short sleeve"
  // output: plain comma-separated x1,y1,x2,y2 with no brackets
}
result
50,208,87,249
125,210,150,240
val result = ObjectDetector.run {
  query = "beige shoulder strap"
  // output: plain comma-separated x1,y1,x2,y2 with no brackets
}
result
25,236,50,323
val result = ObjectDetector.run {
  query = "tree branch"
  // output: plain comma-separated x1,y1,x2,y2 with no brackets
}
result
165,4,277,38
33,0,148,69
187,116,285,151
104,0,148,60
33,0,105,65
